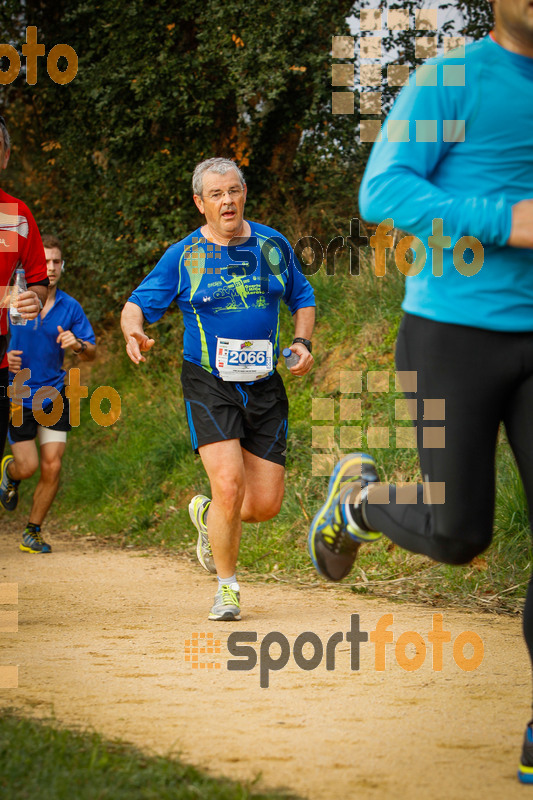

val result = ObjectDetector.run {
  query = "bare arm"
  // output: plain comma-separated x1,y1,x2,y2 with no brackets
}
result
288,305,315,376
77,341,96,362
121,301,155,364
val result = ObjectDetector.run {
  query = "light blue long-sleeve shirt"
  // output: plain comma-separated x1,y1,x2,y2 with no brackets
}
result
359,35,533,331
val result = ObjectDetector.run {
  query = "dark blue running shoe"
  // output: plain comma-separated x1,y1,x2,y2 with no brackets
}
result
308,453,382,581
20,526,51,554
518,722,533,783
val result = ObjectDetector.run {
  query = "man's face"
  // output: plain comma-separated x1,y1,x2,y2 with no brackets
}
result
193,169,247,241
45,247,63,287
491,0,533,43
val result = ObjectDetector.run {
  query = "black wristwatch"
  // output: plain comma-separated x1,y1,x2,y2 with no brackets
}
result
75,338,87,355
292,337,312,353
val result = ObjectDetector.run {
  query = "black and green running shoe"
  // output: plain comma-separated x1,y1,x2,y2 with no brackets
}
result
20,526,51,554
308,452,382,581
0,455,20,512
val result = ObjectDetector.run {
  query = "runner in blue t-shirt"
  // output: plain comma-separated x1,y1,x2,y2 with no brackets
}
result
122,157,315,621
308,0,533,782
0,235,96,554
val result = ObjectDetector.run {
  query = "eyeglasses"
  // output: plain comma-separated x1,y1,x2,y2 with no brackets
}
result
205,187,244,201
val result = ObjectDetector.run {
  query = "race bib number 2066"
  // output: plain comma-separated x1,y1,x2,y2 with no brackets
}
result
216,337,273,381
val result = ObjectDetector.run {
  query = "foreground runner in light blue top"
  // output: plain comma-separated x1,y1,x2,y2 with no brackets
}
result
360,28,533,331
308,0,533,784
122,157,315,622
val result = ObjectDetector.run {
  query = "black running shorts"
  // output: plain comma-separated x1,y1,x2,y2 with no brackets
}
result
8,387,71,443
180,360,289,466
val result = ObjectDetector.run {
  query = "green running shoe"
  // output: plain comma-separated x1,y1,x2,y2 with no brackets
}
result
308,452,382,581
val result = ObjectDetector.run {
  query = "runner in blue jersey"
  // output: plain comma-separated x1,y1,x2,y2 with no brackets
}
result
0,235,96,553
307,0,533,782
122,157,315,621
126,220,313,378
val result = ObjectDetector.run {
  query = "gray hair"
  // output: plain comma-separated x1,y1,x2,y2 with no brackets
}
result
192,157,245,197
0,116,10,151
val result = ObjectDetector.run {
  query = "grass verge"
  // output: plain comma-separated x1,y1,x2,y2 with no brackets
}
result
0,711,298,800
16,251,531,615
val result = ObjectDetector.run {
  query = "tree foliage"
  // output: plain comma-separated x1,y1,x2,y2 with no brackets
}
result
1,0,354,320
0,0,494,321
455,0,493,39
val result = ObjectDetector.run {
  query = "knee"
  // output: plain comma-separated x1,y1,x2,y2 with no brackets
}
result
13,458,38,480
211,475,245,516
430,532,488,566
40,456,63,481
243,487,284,523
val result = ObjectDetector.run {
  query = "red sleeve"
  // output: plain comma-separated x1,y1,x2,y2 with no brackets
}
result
17,202,47,285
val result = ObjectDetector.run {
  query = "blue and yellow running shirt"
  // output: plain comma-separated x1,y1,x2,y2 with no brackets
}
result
9,289,96,408
128,221,316,377
359,35,533,332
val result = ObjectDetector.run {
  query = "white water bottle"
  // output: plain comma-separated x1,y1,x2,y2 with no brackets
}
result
283,347,300,369
10,269,28,326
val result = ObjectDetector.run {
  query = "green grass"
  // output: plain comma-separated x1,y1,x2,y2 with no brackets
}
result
0,712,298,800
19,250,530,614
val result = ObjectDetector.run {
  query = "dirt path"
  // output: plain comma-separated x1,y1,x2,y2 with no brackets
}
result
0,526,530,800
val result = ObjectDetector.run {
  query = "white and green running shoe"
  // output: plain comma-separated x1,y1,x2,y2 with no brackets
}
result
208,583,241,621
189,494,216,574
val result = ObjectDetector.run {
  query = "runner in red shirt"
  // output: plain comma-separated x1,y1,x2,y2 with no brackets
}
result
0,116,49,457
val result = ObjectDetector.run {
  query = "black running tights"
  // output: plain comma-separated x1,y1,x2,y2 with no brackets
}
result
361,314,533,669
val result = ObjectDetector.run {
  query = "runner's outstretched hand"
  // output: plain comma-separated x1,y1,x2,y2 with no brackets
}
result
125,331,155,364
